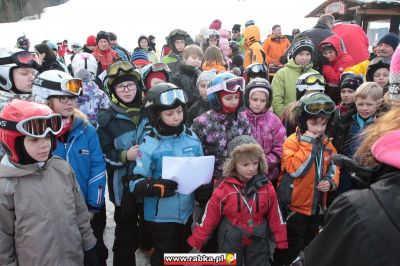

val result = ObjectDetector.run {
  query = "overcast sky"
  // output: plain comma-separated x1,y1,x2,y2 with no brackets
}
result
1,0,323,50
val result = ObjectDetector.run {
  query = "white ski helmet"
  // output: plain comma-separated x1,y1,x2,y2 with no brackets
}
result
296,73,325,96
32,70,83,103
71,52,98,81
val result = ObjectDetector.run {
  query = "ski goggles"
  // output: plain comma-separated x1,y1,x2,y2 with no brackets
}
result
33,76,83,96
151,63,171,73
297,74,325,86
157,89,187,106
107,61,135,78
0,114,63,138
0,51,39,67
207,77,245,95
245,63,268,74
302,101,336,115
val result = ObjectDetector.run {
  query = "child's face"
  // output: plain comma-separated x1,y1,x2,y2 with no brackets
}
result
160,105,184,127
140,39,149,49
221,93,240,110
306,117,328,139
236,158,259,180
12,67,36,93
186,54,202,68
322,49,337,62
24,136,52,162
208,37,219,47
249,91,267,113
294,51,312,66
340,88,355,105
355,95,379,119
115,81,137,103
175,40,186,52
373,68,389,88
198,80,209,100
51,96,77,118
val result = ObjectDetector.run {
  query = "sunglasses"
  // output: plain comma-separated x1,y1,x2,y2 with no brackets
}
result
33,77,83,96
0,51,38,67
107,61,135,78
303,101,336,115
207,77,245,95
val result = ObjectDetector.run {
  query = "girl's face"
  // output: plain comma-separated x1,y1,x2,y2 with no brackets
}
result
198,80,209,100
249,91,267,113
221,93,240,110
236,158,259,180
186,54,202,68
208,37,219,47
340,88,355,104
24,136,52,162
322,49,337,62
12,67,36,93
306,117,328,139
294,50,312,66
355,95,379,119
160,105,183,127
114,81,137,103
50,96,77,117
373,68,389,88
140,39,149,49
175,40,186,52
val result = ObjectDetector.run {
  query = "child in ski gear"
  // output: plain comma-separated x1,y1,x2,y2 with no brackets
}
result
141,63,171,92
243,63,268,84
188,135,287,265
129,83,204,266
162,29,188,65
241,78,286,181
31,69,107,265
201,45,227,73
366,56,391,92
0,99,97,266
92,31,120,72
275,92,339,265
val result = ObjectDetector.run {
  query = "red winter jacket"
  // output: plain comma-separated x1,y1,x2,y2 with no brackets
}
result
188,174,287,250
320,35,354,85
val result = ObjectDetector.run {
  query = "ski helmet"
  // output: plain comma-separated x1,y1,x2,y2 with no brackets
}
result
0,47,39,92
71,52,98,81
168,29,188,54
141,63,171,91
296,73,325,100
0,99,62,163
244,78,273,110
243,63,268,84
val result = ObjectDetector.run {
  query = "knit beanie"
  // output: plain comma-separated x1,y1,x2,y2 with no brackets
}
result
377,32,400,51
209,19,222,30
130,50,150,67
196,70,217,88
232,24,241,32
227,135,258,156
366,56,391,82
291,37,314,59
96,31,110,44
371,129,400,169
387,46,400,105
340,74,363,91
86,35,97,46
111,74,137,89
146,72,167,89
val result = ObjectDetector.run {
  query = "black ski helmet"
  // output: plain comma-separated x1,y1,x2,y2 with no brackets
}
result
244,78,273,110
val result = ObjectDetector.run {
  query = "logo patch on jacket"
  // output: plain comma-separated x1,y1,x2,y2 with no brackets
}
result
79,149,90,155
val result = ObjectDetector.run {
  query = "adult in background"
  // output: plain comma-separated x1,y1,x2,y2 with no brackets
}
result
375,32,400,59
92,31,120,72
83,35,97,53
109,32,131,61
263,24,291,67
34,43,65,73
135,35,159,63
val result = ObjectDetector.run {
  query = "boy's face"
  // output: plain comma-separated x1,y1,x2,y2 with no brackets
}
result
306,117,328,139
294,51,312,66
221,93,240,110
160,105,184,127
322,49,337,62
249,91,267,113
24,136,52,162
115,81,137,103
373,68,389,88
355,95,379,119
98,39,110,51
186,54,202,68
340,88,355,105
236,158,259,180
175,40,186,52
198,80,209,100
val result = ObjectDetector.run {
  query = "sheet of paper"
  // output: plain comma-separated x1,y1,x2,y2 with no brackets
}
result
162,156,215,194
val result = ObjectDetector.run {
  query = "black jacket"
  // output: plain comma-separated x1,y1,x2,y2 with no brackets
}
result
187,99,210,127
304,169,400,266
39,59,65,73
331,103,357,154
170,64,200,108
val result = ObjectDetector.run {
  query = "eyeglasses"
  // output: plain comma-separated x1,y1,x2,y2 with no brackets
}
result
33,77,83,96
0,114,63,138
0,51,39,67
106,61,135,79
115,82,137,93
303,101,336,115
297,74,325,86
207,77,245,95
58,95,78,104
151,63,171,73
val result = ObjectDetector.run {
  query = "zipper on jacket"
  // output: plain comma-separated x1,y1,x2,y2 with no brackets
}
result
97,185,103,205
155,197,160,216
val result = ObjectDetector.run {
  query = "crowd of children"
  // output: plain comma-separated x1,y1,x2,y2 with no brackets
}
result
0,15,399,266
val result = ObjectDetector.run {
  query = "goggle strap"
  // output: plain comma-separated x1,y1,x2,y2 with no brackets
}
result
0,57,14,66
0,118,18,131
33,78,63,91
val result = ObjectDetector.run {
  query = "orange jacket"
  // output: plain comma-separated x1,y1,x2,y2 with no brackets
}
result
242,25,266,68
262,35,290,64
202,61,226,73
278,133,339,216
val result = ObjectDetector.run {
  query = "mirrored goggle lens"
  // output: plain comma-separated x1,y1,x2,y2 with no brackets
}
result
249,64,267,74
225,77,245,92
107,61,134,78
65,79,83,94
304,102,335,114
15,51,36,65
159,89,187,105
152,63,170,72
305,75,325,85
18,115,62,137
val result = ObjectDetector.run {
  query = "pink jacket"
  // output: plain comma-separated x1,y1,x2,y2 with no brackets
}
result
242,109,286,180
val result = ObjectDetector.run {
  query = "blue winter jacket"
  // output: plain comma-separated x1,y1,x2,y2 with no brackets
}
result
53,116,106,212
130,127,204,224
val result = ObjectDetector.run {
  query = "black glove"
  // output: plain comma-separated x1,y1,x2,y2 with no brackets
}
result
194,183,213,205
84,247,98,266
134,178,178,198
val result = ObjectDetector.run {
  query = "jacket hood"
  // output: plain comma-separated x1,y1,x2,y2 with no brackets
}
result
320,34,345,58
286,58,314,72
243,25,261,47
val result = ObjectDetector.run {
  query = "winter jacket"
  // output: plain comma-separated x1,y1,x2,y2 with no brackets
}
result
170,64,201,108
97,103,143,206
332,103,357,154
320,35,354,86
92,46,120,71
304,170,400,266
346,114,375,158
187,99,210,127
263,35,291,64
241,109,286,180
192,110,251,178
77,80,110,125
53,116,106,212
131,127,204,224
242,25,266,68
345,59,370,76
162,51,179,64
112,46,128,61
0,156,96,266
271,59,318,117
39,58,66,73
188,174,287,250
277,133,339,217
333,23,369,65
201,61,227,73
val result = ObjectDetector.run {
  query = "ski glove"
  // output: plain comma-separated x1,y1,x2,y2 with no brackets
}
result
84,247,98,266
133,177,178,198
194,183,213,205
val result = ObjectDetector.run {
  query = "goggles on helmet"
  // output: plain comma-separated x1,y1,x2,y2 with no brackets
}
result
106,61,135,79
207,77,245,95
297,74,325,86
0,51,39,67
33,76,83,96
151,63,171,73
0,114,63,138
245,64,268,74
158,89,187,106
302,101,336,115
